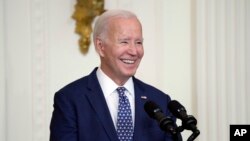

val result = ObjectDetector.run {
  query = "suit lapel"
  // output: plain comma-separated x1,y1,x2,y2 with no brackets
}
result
85,68,119,141
132,78,149,141
84,69,151,141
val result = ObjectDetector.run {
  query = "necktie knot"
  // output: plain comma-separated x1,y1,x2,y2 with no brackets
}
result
117,87,126,97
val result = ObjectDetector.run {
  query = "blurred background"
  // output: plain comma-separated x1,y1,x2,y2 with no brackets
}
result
0,0,249,141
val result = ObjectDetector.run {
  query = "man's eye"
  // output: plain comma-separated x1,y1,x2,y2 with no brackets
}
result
121,41,128,44
136,41,143,45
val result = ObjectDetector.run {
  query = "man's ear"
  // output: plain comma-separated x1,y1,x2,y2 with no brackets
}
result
94,38,105,57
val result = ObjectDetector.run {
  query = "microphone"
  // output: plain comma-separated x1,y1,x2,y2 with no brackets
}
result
144,100,177,135
168,100,197,131
168,100,200,141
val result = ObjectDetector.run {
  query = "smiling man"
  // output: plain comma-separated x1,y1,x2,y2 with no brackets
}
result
50,9,179,141
94,10,144,86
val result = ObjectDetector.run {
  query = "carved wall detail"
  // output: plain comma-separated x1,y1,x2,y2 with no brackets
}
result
72,0,105,54
30,0,49,140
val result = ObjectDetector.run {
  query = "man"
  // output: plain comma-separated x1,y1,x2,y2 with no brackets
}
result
50,9,179,141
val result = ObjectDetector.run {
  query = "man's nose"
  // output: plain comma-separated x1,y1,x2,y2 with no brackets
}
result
127,43,137,55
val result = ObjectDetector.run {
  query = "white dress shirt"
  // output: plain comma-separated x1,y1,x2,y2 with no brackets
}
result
96,68,135,129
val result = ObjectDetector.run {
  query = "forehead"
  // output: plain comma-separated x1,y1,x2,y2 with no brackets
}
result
109,16,141,26
108,17,142,35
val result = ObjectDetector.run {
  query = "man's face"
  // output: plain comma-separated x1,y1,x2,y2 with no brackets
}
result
97,17,144,85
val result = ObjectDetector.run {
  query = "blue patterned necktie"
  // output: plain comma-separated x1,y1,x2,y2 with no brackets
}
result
116,87,134,141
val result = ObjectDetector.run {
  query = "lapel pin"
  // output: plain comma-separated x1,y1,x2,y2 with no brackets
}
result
141,96,147,99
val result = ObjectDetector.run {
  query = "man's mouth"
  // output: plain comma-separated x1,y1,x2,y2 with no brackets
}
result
121,59,135,64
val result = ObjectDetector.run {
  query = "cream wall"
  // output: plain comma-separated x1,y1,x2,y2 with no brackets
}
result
1,0,6,140
1,0,193,141
195,0,250,140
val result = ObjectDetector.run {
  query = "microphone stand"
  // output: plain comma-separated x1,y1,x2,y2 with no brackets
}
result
172,115,200,141
159,117,183,141
171,130,183,141
187,129,200,141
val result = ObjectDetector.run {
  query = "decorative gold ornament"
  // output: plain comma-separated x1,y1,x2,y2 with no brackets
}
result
72,0,105,54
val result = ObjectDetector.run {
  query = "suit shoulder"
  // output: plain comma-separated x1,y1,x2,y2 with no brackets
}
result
57,68,98,93
61,76,88,90
54,75,91,100
133,77,171,100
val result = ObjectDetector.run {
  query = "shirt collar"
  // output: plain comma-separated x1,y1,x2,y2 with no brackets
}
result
96,67,134,97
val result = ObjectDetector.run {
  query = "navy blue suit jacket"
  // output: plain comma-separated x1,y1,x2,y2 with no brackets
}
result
50,68,177,141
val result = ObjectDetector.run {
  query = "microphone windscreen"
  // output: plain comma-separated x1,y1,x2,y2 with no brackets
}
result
168,100,185,118
144,101,162,118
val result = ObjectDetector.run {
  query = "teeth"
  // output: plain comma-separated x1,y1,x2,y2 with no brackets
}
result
122,59,135,64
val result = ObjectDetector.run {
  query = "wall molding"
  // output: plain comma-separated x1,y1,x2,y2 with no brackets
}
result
30,0,49,140
0,0,6,140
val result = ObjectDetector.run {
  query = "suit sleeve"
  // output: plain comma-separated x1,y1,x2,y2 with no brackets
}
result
50,92,78,141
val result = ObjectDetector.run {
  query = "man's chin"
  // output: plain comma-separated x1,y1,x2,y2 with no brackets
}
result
121,67,138,76
124,71,136,77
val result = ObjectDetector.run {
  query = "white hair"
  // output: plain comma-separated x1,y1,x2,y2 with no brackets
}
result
93,9,140,42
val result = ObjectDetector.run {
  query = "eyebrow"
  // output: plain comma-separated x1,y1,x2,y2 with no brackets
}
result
118,37,130,41
118,37,143,41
